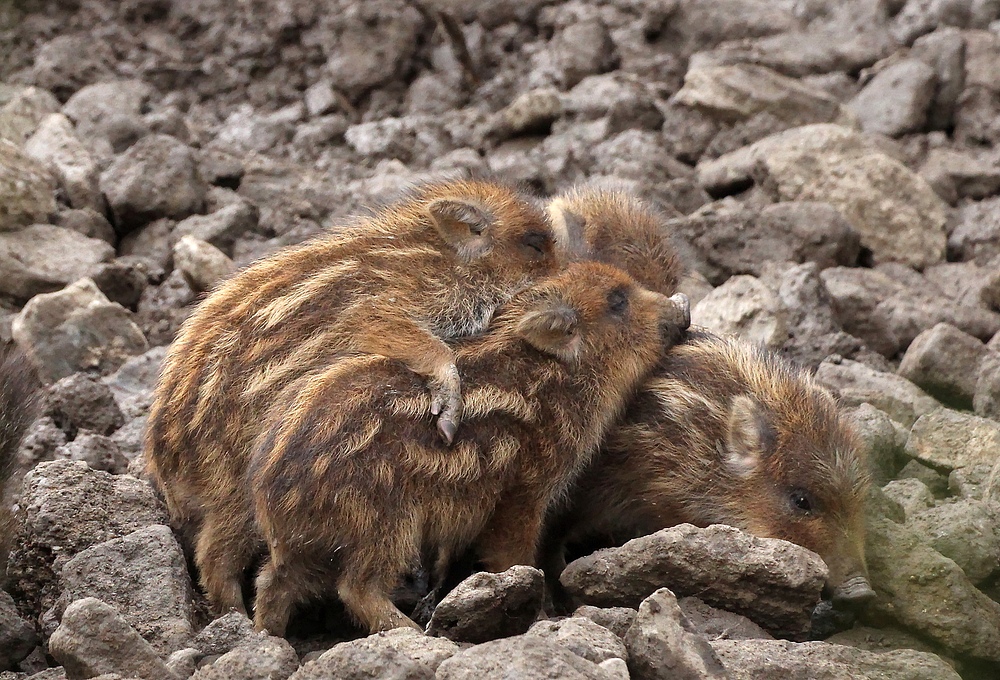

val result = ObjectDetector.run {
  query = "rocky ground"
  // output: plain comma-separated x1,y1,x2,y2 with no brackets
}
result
1,0,1000,678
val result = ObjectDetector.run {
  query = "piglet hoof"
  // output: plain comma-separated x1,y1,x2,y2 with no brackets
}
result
429,364,463,446
668,293,691,330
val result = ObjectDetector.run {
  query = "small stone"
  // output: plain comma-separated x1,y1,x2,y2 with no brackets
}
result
24,113,102,212
881,479,935,521
291,628,458,679
436,635,615,680
0,86,61,145
166,648,202,679
191,636,298,680
910,28,967,132
907,499,1000,584
571,606,638,640
845,403,909,485
948,195,1000,265
492,88,562,139
526,617,627,665
692,275,788,349
102,346,167,420
303,80,342,118
919,148,1000,205
0,224,115,302
193,612,261,657
46,373,125,437
0,140,57,232
974,350,1000,419
53,207,116,245
48,598,178,680
677,597,773,641
815,358,941,428
173,200,260,257
897,322,987,409
62,80,154,154
0,591,38,670
173,236,236,293
848,60,937,137
427,566,544,644
624,588,727,680
905,407,1000,470
54,433,128,474
89,258,152,310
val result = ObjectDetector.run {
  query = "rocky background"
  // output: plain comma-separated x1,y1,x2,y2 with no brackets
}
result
1,0,1000,678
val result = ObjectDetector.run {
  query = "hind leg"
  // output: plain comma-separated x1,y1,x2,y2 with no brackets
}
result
475,487,546,573
194,506,259,616
253,556,324,637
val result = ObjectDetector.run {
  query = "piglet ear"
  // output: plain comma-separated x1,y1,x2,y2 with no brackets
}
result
516,300,580,362
547,199,589,261
726,394,774,477
428,198,493,259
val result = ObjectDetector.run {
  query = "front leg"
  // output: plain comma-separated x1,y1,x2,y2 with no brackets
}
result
474,485,547,573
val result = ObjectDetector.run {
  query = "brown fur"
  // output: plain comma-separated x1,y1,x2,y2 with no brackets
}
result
145,179,561,616
248,262,690,635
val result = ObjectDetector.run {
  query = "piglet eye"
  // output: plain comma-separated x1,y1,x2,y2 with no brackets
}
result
607,287,629,315
790,489,813,514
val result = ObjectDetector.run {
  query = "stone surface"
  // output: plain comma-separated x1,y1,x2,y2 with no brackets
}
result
848,59,937,137
172,236,236,294
102,346,167,420
897,322,987,409
814,358,941,427
882,479,935,520
46,373,125,437
571,606,638,640
191,636,298,680
24,113,102,212
711,639,960,680
677,597,773,642
624,589,727,680
54,525,195,656
427,566,544,644
193,612,261,657
846,403,909,485
12,278,149,383
949,195,1000,265
292,628,457,679
172,201,259,257
525,617,627,665
691,275,788,349
975,349,1000,419
907,499,1000,584
436,636,616,680
48,598,178,680
0,224,114,302
0,85,61,145
905,407,1000,470
919,147,1000,205
560,524,827,640
0,591,38,671
0,139,57,233
54,433,128,474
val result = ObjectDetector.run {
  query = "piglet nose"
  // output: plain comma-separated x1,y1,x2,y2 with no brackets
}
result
831,575,876,609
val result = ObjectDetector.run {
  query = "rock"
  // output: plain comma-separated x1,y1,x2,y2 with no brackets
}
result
865,517,1000,663
24,114,102,212
191,636,297,680
53,207,116,245
0,140,57,232
905,407,1000,470
210,104,300,156
897,322,987,409
46,373,125,437
101,134,207,233
172,236,236,294
6,460,168,619
435,635,616,680
711,639,961,680
54,433,128,474
845,403,909,485
30,35,115,101
910,28,966,131
563,74,663,133
881,479,935,521
624,589,727,680
674,63,854,127
948,195,1000,265
907,499,1000,584
819,267,903,357
303,80,343,118
90,258,152,310
62,81,154,155
677,597,773,641
589,130,693,184
571,606,638,640
103,347,167,420
55,525,195,656
974,349,1000,419
12,278,149,383
691,275,788,349
919,148,1000,205
291,628,458,679
491,88,562,140
166,647,201,679
848,59,937,137
427,566,544,644
948,463,996,500
670,201,860,286
0,591,38,671
814,357,941,427
193,612,261,657
897,459,951,499
48,598,178,680
549,19,617,89
136,269,196,348
697,124,949,269
0,224,115,302
560,524,827,640
172,201,259,257
875,286,1000,352
0,86,61,145
526,617,627,665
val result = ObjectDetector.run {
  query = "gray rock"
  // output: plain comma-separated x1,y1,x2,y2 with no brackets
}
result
55,525,195,656
48,598,178,680
101,134,207,233
848,59,937,137
435,635,616,680
845,403,909,485
949,195,1000,265
172,201,259,257
89,258,152,311
53,207,116,245
491,88,561,140
891,0,996,44
24,114,102,212
697,124,948,269
910,28,966,131
166,648,201,679
820,266,903,357
0,224,115,302
0,140,57,233
526,617,627,664
6,460,168,618
209,104,300,156
427,566,544,644
974,349,1000,419
815,358,941,427
571,606,638,640
948,463,996,500
172,236,236,294
711,639,960,680
826,624,954,661
881,479,935,520
0,591,38,671
905,407,1000,470
560,524,827,640
193,612,261,657
191,636,297,680
30,34,115,100
876,287,1000,352
674,63,854,127
670,201,860,286
292,628,457,679
102,347,167,420
563,73,663,132
907,499,1000,584
54,433,128,474
12,278,149,383
677,597,773,642
0,86,61,145
303,80,343,118
625,589,727,680
898,322,987,409
589,130,692,186
919,148,1000,205
549,19,616,89
136,269,196,348
61,81,152,151
46,373,125,437
691,275,788,349
865,517,1000,663
897,459,951,499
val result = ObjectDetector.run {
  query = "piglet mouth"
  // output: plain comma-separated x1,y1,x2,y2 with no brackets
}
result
828,575,877,609
658,292,691,346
